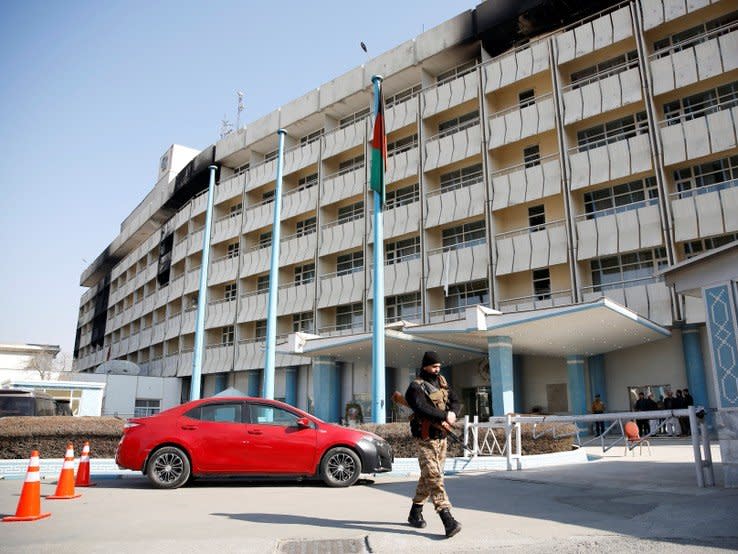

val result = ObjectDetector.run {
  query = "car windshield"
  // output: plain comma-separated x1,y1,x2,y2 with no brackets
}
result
0,396,34,417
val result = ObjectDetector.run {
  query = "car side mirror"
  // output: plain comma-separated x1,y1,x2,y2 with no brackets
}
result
296,417,311,429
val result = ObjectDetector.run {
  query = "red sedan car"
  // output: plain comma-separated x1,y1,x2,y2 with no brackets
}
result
116,396,393,489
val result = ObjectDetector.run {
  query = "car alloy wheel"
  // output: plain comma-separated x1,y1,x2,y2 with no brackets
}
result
321,447,361,487
147,446,191,489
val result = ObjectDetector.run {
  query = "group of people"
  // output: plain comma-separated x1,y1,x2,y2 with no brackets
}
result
634,388,694,437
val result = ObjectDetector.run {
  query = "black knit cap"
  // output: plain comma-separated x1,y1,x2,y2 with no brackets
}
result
421,351,441,368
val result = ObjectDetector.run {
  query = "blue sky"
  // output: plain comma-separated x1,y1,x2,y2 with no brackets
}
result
0,1,470,355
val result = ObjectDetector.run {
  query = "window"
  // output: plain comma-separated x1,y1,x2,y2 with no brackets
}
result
387,134,418,156
295,216,317,237
300,129,323,146
570,50,638,88
523,145,541,168
518,89,535,108
445,280,489,311
674,155,738,197
229,203,243,217
339,107,370,129
256,274,270,293
298,173,318,189
386,236,420,265
653,11,738,56
436,60,477,85
336,251,363,276
186,402,242,423
533,269,551,300
386,83,421,108
440,164,483,193
292,311,315,333
294,263,315,285
224,283,238,301
221,325,235,346
590,248,668,291
438,110,479,138
386,292,421,322
336,303,363,331
234,162,250,175
683,233,738,258
528,205,545,231
584,177,658,218
338,154,364,175
576,112,648,151
264,149,278,163
255,320,267,339
258,231,272,249
386,183,419,208
663,81,738,124
262,189,275,204
337,201,364,224
134,399,161,417
442,220,486,250
247,403,300,426
226,241,240,259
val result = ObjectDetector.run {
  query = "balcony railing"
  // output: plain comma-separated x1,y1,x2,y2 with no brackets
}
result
497,289,573,311
564,57,640,91
669,177,738,201
427,237,488,256
495,219,565,241
491,153,560,178
317,324,364,337
651,19,738,60
428,306,466,322
488,92,553,120
575,198,659,221
581,275,664,295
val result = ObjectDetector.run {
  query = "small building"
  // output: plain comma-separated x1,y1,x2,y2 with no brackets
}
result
1,379,105,416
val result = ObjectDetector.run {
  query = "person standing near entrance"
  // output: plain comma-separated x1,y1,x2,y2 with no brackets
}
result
591,394,605,436
404,351,462,538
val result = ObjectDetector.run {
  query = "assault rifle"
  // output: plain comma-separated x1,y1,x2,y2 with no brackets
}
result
391,391,462,444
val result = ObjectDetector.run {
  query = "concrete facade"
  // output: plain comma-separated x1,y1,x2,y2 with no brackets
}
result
75,1,738,425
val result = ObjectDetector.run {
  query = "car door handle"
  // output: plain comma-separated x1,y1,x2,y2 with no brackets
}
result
247,430,263,435
180,425,198,430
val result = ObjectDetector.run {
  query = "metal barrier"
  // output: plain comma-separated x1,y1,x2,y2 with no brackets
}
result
463,405,715,487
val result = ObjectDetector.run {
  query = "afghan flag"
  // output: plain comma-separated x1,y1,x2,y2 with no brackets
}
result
370,79,387,206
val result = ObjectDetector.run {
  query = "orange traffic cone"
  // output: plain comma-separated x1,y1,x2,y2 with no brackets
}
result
47,443,81,500
75,441,95,487
3,450,51,522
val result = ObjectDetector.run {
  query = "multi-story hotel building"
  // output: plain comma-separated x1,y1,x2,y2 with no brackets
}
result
75,0,738,424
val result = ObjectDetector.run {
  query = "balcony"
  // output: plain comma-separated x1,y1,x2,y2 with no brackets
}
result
670,179,738,242
491,154,562,210
283,138,321,176
498,289,574,312
248,157,277,191
488,94,556,149
163,353,179,377
484,39,550,93
215,172,246,204
317,324,364,338
428,306,467,324
184,265,201,295
568,133,652,191
277,282,315,316
580,276,673,326
212,212,241,244
167,274,185,301
172,238,188,264
323,118,366,159
237,290,268,323
650,21,738,96
385,89,419,132
317,269,364,309
562,62,642,125
318,216,364,257
187,227,205,257
281,181,318,221
386,145,418,185
495,220,568,275
642,0,721,31
321,165,365,207
242,197,276,233
205,297,237,328
238,244,271,278
424,123,482,172
367,257,422,298
204,343,235,374
575,203,663,260
279,230,317,267
425,178,486,228
368,197,421,240
555,5,633,65
208,254,239,286
426,240,489,289
422,67,479,119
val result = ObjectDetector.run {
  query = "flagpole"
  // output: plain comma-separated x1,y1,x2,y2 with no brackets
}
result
371,75,386,424
263,129,286,400
191,164,218,401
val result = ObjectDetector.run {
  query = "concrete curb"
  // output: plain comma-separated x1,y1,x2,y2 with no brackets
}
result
0,449,588,480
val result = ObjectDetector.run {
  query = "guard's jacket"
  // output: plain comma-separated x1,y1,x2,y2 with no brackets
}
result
405,371,461,440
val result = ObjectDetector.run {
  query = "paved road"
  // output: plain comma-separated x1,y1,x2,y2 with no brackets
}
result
2,443,737,553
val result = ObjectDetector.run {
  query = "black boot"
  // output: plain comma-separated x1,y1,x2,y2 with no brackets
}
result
407,503,427,528
439,508,461,538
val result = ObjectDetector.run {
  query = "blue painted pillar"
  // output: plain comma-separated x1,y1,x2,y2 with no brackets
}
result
567,355,587,422
513,354,523,414
247,370,261,398
588,354,606,407
681,325,709,413
284,367,298,407
488,336,514,416
313,356,341,423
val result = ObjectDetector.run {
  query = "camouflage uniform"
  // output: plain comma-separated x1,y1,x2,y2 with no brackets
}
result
413,437,450,510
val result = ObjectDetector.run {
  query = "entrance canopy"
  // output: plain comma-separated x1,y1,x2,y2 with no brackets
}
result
287,298,670,365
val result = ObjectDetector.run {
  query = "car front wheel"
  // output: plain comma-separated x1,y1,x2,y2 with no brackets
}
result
146,446,191,489
320,447,361,487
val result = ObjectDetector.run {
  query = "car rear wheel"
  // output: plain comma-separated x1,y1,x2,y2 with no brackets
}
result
320,447,361,487
146,446,191,489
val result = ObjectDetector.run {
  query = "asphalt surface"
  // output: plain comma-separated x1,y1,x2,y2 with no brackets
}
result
1,442,737,553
